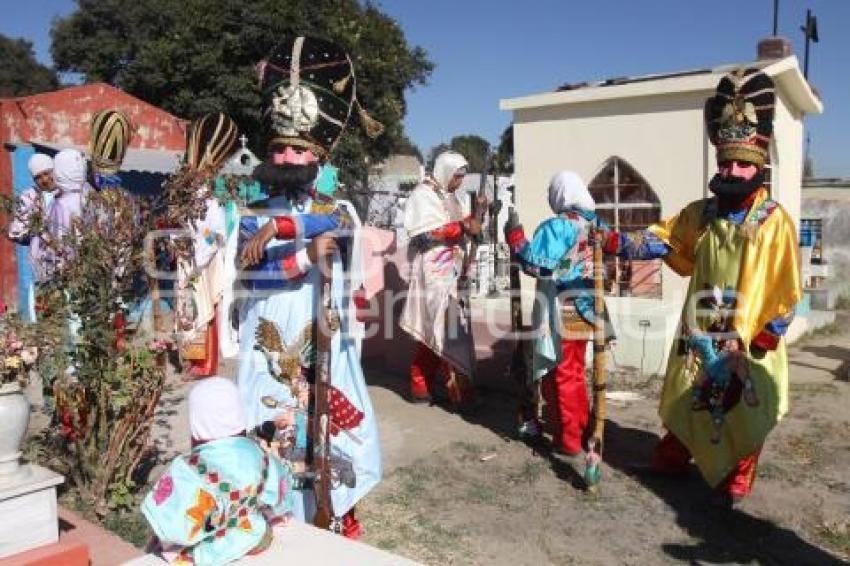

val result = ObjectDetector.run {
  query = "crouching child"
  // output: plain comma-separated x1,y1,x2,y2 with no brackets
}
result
142,377,295,565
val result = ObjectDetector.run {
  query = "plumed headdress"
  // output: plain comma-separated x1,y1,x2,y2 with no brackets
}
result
704,68,775,168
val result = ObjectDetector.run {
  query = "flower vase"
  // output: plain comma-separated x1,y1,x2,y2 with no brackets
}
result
0,382,30,478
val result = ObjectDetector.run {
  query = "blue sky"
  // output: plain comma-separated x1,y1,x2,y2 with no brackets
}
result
3,0,848,176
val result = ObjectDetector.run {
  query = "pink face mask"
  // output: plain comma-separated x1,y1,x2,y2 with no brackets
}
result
272,146,318,166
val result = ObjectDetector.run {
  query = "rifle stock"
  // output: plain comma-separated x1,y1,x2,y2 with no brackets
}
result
461,154,492,280
312,252,335,530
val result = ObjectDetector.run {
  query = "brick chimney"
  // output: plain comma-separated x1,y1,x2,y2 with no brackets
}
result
757,36,793,60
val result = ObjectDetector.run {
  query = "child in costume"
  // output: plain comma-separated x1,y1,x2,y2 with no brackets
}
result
142,377,295,565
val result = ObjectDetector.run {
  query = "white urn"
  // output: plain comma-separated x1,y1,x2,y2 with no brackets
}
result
0,382,30,478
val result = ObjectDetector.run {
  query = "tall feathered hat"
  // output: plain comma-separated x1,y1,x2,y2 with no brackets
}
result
89,109,132,175
704,68,775,168
256,36,383,159
186,113,239,172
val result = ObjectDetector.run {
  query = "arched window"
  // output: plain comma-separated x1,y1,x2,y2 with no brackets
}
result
588,157,662,298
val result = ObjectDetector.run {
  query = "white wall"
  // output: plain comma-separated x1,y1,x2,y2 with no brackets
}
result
772,90,804,229
512,91,714,370
509,85,810,371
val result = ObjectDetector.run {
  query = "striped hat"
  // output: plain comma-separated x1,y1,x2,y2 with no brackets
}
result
704,68,775,168
185,113,239,172
89,109,132,175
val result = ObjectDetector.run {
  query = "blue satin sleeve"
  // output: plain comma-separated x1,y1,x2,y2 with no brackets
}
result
517,217,578,278
765,311,794,337
238,216,301,289
296,213,341,239
617,230,671,260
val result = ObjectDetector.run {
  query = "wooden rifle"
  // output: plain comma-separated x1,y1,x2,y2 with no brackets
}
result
460,153,492,281
311,251,337,530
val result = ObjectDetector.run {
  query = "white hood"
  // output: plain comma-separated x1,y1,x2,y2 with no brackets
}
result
548,170,595,214
53,149,88,193
431,151,468,191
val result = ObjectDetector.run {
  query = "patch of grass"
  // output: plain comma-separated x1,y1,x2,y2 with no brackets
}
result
756,461,795,483
777,420,841,472
507,459,547,485
360,457,466,564
377,465,437,508
815,519,850,560
449,440,495,460
537,532,578,565
102,510,152,548
59,491,151,549
463,481,501,505
362,503,463,563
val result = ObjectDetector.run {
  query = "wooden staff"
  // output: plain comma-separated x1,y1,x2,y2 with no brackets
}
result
584,229,607,490
506,209,535,427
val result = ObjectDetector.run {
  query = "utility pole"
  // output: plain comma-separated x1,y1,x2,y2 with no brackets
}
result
800,9,819,80
773,0,779,35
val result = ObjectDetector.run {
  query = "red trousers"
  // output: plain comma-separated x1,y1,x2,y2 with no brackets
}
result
410,341,473,404
341,507,361,539
652,432,762,498
541,339,589,455
189,311,219,378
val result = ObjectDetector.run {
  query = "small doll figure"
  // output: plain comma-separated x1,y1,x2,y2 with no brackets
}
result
688,285,760,443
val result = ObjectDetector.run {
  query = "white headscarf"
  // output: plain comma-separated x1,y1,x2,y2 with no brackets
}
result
403,151,469,237
28,154,54,177
188,377,247,442
53,149,88,193
432,151,468,191
548,170,595,214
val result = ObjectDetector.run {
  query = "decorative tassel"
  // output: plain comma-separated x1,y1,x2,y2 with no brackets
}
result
332,73,352,93
356,101,384,138
256,60,268,87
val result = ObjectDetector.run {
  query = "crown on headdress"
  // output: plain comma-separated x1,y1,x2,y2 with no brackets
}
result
704,68,775,168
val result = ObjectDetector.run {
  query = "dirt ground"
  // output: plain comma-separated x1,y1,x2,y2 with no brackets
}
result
357,312,850,566
35,310,848,564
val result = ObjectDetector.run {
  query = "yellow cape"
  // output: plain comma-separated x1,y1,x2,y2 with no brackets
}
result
648,188,802,486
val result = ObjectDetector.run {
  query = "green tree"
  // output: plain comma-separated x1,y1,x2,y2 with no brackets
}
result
0,35,58,96
394,134,423,162
427,135,493,173
426,142,451,170
495,123,514,174
449,134,490,173
51,0,433,187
